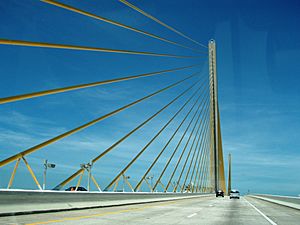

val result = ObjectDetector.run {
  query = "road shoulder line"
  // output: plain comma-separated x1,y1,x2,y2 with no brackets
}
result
249,195,300,210
243,197,277,225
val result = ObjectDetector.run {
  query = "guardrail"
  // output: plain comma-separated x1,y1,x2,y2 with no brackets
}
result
0,189,213,216
249,194,300,210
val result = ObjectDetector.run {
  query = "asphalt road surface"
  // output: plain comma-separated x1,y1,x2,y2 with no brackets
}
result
1,196,299,225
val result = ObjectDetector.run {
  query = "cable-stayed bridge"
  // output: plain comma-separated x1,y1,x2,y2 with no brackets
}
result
0,1,299,224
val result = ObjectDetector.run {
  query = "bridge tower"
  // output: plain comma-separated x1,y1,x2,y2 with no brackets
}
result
227,153,232,195
208,40,226,193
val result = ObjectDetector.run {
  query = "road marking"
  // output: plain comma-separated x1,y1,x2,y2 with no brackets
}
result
187,213,197,218
243,197,278,225
25,201,176,225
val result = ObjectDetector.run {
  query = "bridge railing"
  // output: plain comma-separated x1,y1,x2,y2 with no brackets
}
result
249,194,300,210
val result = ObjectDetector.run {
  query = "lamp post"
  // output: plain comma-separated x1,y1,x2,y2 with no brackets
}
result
80,161,92,191
146,175,154,191
122,174,130,192
43,160,56,190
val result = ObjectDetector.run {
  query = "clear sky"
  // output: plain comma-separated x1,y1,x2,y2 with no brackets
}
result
0,0,299,196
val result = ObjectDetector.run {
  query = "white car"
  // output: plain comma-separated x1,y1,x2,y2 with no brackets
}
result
229,190,240,199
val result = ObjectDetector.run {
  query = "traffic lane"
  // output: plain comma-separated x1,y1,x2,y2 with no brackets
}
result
1,196,272,225
246,196,300,225
0,196,214,225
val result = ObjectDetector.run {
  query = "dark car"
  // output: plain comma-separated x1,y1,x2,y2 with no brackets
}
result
65,186,87,191
216,190,224,197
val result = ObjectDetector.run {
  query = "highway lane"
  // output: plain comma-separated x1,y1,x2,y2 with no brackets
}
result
1,195,299,225
246,196,300,225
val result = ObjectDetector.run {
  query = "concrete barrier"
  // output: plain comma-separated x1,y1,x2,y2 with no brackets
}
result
250,194,300,210
0,189,213,216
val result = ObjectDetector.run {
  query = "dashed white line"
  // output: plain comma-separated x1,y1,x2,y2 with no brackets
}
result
243,197,277,225
187,213,197,218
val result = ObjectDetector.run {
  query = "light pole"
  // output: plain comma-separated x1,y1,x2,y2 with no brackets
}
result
122,174,130,192
80,161,92,191
43,160,56,190
146,175,154,191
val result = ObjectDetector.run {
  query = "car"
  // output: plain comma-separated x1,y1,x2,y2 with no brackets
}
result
229,190,240,199
65,186,87,191
216,190,224,197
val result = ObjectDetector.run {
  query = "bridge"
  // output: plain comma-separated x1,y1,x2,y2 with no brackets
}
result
0,0,299,224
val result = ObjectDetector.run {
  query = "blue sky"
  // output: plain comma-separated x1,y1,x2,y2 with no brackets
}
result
0,0,300,196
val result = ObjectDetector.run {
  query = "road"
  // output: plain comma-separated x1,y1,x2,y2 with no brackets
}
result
1,196,299,225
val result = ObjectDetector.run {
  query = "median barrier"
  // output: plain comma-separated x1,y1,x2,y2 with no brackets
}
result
0,189,213,216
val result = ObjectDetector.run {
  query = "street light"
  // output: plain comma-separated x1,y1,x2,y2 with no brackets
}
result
80,161,92,191
146,175,154,192
122,174,130,192
43,160,56,190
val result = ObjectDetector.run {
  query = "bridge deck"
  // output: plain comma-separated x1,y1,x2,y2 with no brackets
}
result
1,196,299,225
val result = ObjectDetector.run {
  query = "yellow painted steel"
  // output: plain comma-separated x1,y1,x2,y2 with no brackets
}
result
7,158,21,189
208,40,226,193
53,78,201,190
209,40,219,192
163,95,209,191
22,157,42,190
157,180,165,190
106,82,202,192
195,139,210,192
227,153,232,195
193,152,203,192
91,175,102,192
0,39,197,58
195,140,207,192
53,169,83,190
123,175,134,192
175,111,207,192
90,77,200,165
143,178,153,192
201,155,210,192
170,181,176,190
188,135,204,191
201,156,210,192
202,134,211,192
171,97,210,192
41,0,205,54
119,0,208,49
197,142,209,192
0,74,196,169
134,86,205,191
113,177,120,192
0,64,199,105
217,109,226,193
180,110,210,192
195,153,206,192
192,133,209,192
75,171,84,191
183,118,210,193
189,120,209,190
209,118,214,192
153,90,209,191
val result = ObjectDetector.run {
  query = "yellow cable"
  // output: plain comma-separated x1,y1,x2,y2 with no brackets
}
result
119,0,208,49
0,64,199,104
41,0,206,54
0,39,197,58
0,74,196,168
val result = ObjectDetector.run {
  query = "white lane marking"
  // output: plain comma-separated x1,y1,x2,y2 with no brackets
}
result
243,197,277,225
187,213,197,218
